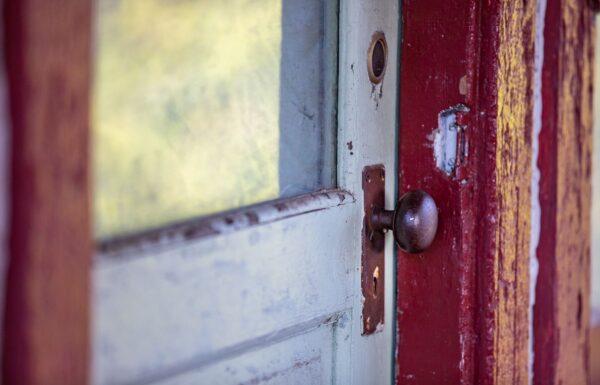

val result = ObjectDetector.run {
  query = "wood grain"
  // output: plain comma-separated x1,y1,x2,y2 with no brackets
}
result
2,1,92,384
533,1,594,384
475,1,535,384
494,1,535,383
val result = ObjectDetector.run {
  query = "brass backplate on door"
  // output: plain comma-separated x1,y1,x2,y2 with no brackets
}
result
361,164,385,335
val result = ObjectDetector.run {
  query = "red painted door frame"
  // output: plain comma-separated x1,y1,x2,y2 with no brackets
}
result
396,1,594,384
397,2,486,383
2,1,92,384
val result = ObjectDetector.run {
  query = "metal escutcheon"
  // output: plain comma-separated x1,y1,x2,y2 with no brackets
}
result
368,190,438,253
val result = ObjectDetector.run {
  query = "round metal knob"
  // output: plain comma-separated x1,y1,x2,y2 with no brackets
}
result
369,190,438,253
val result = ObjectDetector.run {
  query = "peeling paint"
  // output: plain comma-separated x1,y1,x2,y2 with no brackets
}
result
458,75,468,95
99,189,355,258
431,104,469,176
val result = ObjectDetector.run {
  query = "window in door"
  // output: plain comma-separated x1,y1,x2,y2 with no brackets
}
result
93,0,337,238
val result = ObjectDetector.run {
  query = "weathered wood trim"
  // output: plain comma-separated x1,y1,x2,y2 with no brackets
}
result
397,0,535,383
480,1,536,383
2,1,92,384
533,1,594,384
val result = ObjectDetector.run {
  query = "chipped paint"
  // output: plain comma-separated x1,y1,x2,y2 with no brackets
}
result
431,104,469,176
458,75,468,95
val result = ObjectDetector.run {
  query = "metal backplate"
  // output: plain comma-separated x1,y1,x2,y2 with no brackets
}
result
361,164,385,335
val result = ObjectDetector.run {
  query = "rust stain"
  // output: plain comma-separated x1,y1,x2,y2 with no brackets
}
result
361,165,386,335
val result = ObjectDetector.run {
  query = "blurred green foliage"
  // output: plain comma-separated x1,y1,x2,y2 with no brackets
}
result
93,0,281,237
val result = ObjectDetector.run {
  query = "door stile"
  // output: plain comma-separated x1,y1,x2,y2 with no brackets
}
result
396,1,481,383
397,1,535,384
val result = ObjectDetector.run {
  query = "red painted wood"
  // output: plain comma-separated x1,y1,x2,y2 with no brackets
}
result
396,1,535,384
3,1,92,383
533,2,560,382
396,2,480,383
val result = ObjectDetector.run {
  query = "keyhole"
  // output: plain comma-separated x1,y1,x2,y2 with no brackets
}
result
367,32,387,84
371,41,385,77
372,266,380,297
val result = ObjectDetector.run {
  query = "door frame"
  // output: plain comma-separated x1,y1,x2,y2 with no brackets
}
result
2,1,92,384
396,0,594,384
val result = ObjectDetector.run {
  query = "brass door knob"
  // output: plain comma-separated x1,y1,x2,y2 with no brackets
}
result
368,190,438,253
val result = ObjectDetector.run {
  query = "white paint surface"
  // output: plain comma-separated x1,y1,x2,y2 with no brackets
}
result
529,0,546,382
93,1,399,384
432,105,468,176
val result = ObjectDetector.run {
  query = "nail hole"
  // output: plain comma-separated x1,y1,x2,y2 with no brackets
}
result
368,32,387,84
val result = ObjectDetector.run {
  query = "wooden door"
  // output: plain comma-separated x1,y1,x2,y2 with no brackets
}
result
88,1,399,385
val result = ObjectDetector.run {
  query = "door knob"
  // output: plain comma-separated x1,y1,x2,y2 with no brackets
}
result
367,190,438,253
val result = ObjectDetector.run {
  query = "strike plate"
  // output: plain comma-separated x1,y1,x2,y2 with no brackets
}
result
361,164,385,335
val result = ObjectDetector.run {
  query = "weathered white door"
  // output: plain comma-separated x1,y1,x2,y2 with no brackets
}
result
92,1,399,384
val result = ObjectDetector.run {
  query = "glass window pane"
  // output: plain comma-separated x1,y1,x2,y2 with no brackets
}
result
93,0,337,238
